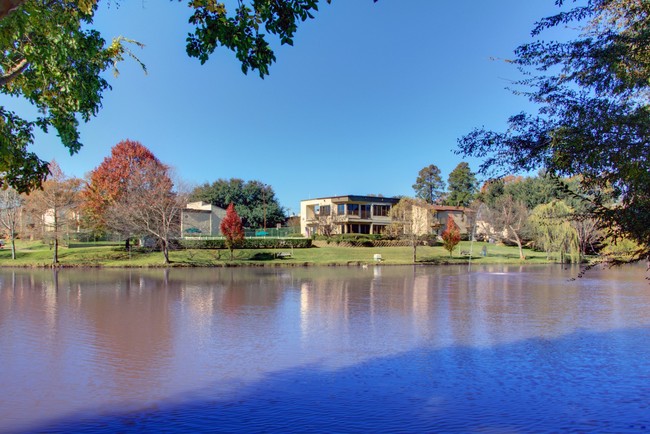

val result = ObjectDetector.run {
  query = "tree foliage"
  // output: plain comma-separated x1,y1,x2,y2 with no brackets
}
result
0,0,143,192
458,0,650,261
24,161,82,264
387,197,430,262
444,162,477,207
484,195,529,260
190,178,285,228
2,0,337,192
104,159,183,264
186,0,341,77
529,200,580,263
441,215,460,257
82,140,170,232
0,186,22,259
220,202,245,260
412,164,445,205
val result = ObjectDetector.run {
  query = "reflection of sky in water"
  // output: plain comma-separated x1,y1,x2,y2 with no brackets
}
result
0,265,648,432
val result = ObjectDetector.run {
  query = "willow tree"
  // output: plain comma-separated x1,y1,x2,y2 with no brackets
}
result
529,200,580,263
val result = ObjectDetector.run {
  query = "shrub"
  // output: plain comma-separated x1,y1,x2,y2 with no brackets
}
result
179,238,312,250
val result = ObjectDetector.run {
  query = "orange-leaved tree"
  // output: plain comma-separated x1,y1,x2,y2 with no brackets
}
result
441,215,461,257
220,202,244,260
81,140,170,237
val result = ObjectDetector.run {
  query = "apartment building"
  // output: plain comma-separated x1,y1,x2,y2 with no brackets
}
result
300,195,400,237
301,195,470,238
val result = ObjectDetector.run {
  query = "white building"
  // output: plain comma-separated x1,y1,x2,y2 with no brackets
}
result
181,202,226,237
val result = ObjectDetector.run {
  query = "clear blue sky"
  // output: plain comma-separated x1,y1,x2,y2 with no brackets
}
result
15,1,572,215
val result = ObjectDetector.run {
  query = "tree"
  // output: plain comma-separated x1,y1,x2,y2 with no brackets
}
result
82,140,170,237
445,162,477,207
0,0,143,193
190,178,285,228
387,197,431,262
529,200,580,263
458,0,650,262
0,0,334,192
412,165,445,205
484,195,529,261
441,215,461,257
0,187,22,259
220,203,245,260
313,207,342,237
24,161,82,264
104,165,184,264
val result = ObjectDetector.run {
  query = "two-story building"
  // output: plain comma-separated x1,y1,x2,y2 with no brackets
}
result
300,195,400,237
301,195,471,238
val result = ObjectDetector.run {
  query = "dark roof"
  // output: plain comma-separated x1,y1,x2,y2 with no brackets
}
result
305,195,400,204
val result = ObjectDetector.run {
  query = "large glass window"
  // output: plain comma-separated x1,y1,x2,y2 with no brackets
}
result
320,205,331,216
373,205,391,217
348,224,371,234
347,204,359,216
337,204,345,215
360,205,371,219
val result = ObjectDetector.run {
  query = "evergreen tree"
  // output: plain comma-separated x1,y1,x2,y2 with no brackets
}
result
412,165,445,204
445,162,477,207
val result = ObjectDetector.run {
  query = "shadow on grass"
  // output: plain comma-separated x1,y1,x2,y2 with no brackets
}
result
17,327,650,433
250,252,277,261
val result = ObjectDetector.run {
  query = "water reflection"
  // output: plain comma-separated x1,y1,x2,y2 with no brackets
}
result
0,265,648,432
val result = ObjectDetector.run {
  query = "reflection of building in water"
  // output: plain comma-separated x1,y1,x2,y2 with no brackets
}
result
298,269,442,344
300,280,351,340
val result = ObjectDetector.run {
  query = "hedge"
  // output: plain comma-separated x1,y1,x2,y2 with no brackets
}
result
179,238,312,250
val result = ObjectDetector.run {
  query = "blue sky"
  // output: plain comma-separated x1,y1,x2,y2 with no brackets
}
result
14,1,572,215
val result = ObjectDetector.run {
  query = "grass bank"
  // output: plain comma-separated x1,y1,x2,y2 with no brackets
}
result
0,240,566,268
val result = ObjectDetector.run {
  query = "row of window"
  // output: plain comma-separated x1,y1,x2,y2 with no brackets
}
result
315,204,392,218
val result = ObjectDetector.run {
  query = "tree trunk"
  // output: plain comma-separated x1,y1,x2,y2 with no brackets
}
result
52,237,58,264
412,240,417,263
229,247,234,260
10,230,15,260
162,240,169,264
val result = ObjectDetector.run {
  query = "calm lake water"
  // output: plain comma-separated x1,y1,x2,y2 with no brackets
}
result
0,264,649,433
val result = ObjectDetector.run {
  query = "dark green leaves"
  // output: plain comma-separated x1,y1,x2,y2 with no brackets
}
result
186,0,332,77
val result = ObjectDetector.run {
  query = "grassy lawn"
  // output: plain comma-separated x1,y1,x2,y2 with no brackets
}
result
0,239,560,267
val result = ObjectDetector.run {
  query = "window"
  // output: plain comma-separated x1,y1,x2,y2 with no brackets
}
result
337,204,345,215
373,205,391,217
320,205,331,216
347,224,370,234
347,204,359,216
360,205,371,219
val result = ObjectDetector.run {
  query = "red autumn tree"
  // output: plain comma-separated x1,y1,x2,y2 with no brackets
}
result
220,202,245,260
104,162,185,264
441,215,461,257
81,139,170,235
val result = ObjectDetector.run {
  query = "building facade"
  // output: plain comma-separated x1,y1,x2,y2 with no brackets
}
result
181,202,226,237
300,195,400,237
301,195,470,238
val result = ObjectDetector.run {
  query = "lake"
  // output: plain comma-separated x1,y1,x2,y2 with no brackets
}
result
0,265,649,433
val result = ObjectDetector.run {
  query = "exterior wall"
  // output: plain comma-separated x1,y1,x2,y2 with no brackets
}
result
301,196,470,238
433,208,469,235
181,202,226,237
300,195,399,237
42,207,80,233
